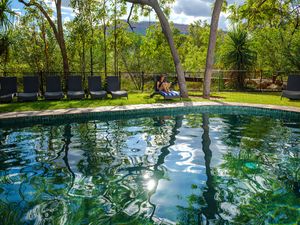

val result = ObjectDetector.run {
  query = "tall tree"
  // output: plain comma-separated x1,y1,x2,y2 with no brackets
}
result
0,0,15,74
237,0,300,70
203,0,224,99
124,0,188,98
71,0,103,75
19,0,69,78
102,0,108,78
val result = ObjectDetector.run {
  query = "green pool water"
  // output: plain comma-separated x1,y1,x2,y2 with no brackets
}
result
0,108,299,224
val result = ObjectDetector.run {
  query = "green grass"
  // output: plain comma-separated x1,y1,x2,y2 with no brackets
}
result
214,92,300,107
0,92,299,113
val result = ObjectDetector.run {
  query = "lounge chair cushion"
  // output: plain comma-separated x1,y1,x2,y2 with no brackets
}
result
68,76,83,91
18,93,38,102
159,90,180,96
67,91,85,99
0,93,15,103
23,76,39,93
46,76,62,92
111,90,128,99
159,91,180,98
45,92,64,100
282,90,300,100
286,75,300,91
90,91,107,99
0,77,17,93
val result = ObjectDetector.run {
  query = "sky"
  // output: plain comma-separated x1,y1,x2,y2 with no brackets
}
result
11,0,244,30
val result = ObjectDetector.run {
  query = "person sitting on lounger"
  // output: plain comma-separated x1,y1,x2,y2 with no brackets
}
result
157,75,171,93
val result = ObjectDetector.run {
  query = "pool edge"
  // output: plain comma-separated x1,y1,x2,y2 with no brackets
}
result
0,101,299,120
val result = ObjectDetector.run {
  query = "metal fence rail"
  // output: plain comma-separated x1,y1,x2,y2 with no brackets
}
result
0,70,299,93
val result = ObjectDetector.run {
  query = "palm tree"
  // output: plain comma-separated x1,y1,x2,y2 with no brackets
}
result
222,27,257,90
0,0,15,73
0,0,15,31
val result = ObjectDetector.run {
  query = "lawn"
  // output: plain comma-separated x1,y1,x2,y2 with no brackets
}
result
0,92,299,113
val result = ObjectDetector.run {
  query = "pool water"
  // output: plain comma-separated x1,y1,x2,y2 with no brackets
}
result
0,112,299,224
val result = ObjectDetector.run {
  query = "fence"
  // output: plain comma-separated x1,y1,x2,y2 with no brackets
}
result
0,70,299,93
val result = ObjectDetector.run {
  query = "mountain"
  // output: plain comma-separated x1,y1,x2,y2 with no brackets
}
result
127,21,189,35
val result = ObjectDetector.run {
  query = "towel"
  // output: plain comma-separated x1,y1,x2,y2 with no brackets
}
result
159,91,180,97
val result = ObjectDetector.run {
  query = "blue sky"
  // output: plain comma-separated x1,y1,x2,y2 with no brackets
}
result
11,0,244,29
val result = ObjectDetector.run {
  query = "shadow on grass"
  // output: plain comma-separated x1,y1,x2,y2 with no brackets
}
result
189,94,225,99
1,92,299,114
0,93,191,113
222,91,282,97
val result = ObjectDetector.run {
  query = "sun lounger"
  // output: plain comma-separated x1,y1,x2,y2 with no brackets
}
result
67,76,85,100
0,77,17,103
106,76,128,99
18,76,39,102
88,76,107,99
282,75,300,100
44,76,64,100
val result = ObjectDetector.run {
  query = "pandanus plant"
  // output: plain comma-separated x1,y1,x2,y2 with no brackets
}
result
222,27,257,90
0,0,15,31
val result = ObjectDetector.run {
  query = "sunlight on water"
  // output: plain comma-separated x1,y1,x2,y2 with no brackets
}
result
0,113,299,224
146,179,157,191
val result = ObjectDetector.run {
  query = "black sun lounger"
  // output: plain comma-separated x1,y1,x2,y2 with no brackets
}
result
0,77,17,103
18,76,39,102
150,76,181,100
106,76,128,99
282,75,300,100
67,76,85,100
45,76,64,100
88,76,107,99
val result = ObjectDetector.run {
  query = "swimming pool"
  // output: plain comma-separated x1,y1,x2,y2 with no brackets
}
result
0,106,299,224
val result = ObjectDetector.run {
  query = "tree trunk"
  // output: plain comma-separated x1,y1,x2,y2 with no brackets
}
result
82,38,86,84
121,53,139,90
82,39,86,73
201,113,218,218
3,49,8,76
19,0,70,79
103,1,107,78
56,0,69,80
41,17,50,72
203,0,224,99
59,39,69,79
114,0,118,76
124,0,188,98
32,29,41,72
152,1,188,98
90,28,94,75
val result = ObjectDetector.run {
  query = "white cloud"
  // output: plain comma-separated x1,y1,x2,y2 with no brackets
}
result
169,0,244,29
174,0,214,17
170,12,208,25
63,16,71,24
18,0,245,30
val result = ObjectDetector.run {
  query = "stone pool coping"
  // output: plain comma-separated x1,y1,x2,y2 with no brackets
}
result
0,101,299,120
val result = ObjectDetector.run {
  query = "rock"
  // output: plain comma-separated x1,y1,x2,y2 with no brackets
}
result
261,80,273,89
267,84,279,90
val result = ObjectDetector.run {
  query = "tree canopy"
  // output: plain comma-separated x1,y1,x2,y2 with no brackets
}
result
0,0,299,92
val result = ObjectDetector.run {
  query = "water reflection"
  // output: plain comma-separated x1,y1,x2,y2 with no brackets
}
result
0,113,299,224
201,114,219,222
